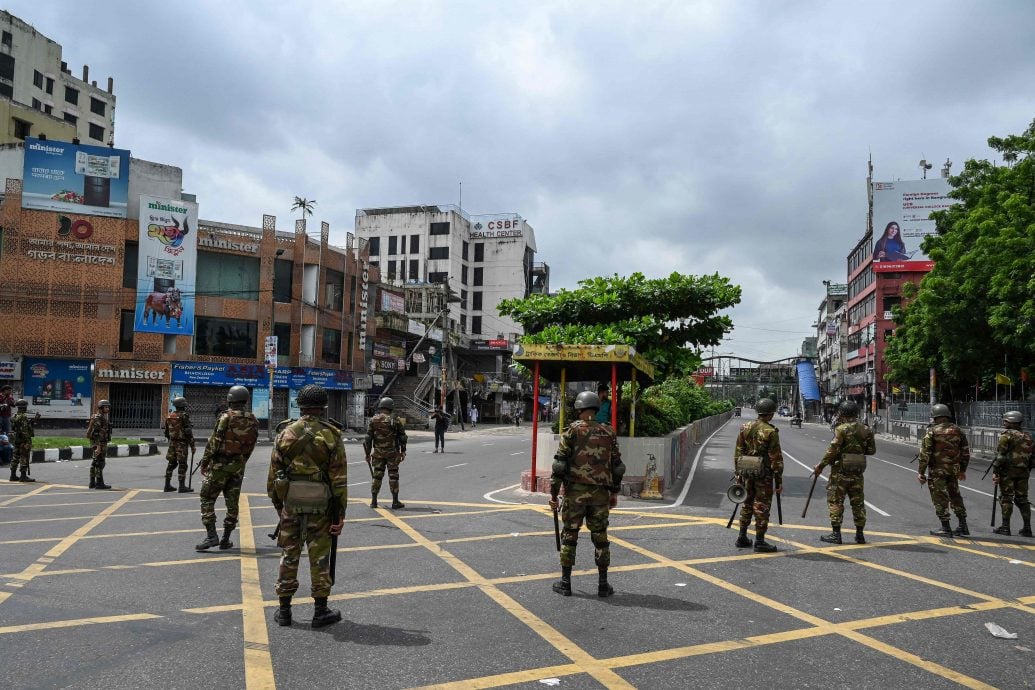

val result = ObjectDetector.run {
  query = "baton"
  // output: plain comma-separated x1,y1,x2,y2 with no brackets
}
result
776,492,783,526
187,448,196,489
991,484,997,528
802,471,819,518
268,523,280,541
725,502,740,529
909,453,919,464
981,461,994,480
552,502,561,551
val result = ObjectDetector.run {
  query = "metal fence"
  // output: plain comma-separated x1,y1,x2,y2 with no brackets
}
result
887,401,1035,456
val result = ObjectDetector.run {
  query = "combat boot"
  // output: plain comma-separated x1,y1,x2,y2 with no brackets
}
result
195,524,220,551
311,597,342,628
820,526,842,544
993,516,1011,536
9,464,17,482
953,517,970,537
178,479,193,493
88,468,96,489
1019,516,1033,538
855,527,866,544
94,470,111,490
219,527,235,550
273,596,292,626
734,525,752,548
18,467,34,483
929,519,953,537
370,489,378,509
163,476,176,492
391,491,404,510
753,532,778,553
597,567,614,598
552,566,572,596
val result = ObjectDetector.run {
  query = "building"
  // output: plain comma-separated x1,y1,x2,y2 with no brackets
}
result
814,281,847,416
0,11,117,146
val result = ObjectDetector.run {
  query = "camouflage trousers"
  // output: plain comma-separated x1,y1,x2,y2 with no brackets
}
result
12,444,31,473
371,456,401,495
997,473,1031,523
559,483,612,568
926,470,966,520
199,468,243,529
827,472,866,528
89,443,108,482
275,509,335,599
165,441,191,482
739,475,774,533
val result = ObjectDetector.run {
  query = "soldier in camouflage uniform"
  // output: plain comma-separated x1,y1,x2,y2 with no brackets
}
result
86,400,112,490
268,384,347,628
548,391,625,597
918,403,970,537
733,398,784,553
9,400,38,483
196,386,259,551
163,397,196,493
992,410,1033,537
364,397,407,509
813,401,875,544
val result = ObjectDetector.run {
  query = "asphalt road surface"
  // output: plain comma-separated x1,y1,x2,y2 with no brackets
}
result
1,418,1031,689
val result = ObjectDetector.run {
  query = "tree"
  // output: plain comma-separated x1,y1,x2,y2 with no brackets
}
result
291,196,316,219
498,272,741,379
885,118,1035,398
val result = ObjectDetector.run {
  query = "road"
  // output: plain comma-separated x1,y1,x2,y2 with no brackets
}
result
0,418,1031,689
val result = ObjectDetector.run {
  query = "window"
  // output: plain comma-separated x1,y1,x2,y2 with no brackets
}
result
387,260,396,280
33,70,43,88
400,235,407,255
194,317,258,358
122,242,138,288
43,104,52,115
473,267,483,286
88,122,104,141
349,275,357,312
321,328,342,364
388,235,397,255
460,289,468,310
473,292,483,310
45,77,53,95
64,86,79,105
1,31,11,47
197,251,261,299
461,265,468,285
462,241,469,261
428,271,448,284
273,258,293,302
346,332,354,367
324,269,344,310
12,118,30,140
430,222,450,235
0,54,13,82
31,97,41,110
0,83,11,98
429,246,449,260
90,97,105,116
367,236,380,256
273,323,292,357
119,311,134,352
474,243,484,262
471,316,482,335
409,259,418,280
63,112,77,125
410,234,420,252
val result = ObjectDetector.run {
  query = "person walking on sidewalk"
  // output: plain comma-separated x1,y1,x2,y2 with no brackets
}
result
469,404,478,428
430,406,450,453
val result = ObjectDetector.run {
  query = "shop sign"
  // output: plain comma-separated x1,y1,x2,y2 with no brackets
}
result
95,360,170,383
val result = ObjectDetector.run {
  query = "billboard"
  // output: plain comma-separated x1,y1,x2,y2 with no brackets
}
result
22,358,92,419
171,363,353,390
871,178,957,273
134,196,199,335
21,137,130,218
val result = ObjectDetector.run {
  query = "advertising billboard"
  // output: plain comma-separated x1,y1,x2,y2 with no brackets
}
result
134,195,199,335
871,178,957,273
171,363,352,390
21,137,130,218
22,357,92,419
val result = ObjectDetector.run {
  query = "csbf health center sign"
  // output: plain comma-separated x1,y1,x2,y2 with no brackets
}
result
134,195,199,335
21,137,130,218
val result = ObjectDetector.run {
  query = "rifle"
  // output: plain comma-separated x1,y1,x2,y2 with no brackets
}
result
802,471,820,518
776,492,783,526
552,500,561,551
187,448,196,490
990,484,998,528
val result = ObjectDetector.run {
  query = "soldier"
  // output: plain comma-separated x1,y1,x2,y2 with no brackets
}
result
86,400,112,490
267,384,347,628
196,386,259,551
163,396,196,493
813,400,875,544
733,398,784,553
918,403,970,537
364,397,407,509
992,410,1033,537
9,399,39,483
548,391,625,597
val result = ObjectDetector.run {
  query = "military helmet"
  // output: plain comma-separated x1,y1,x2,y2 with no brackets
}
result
839,401,860,418
14,398,28,408
1003,410,1024,425
755,398,777,415
574,391,601,411
296,384,328,408
377,397,394,411
98,399,111,409
227,386,249,404
172,396,187,409
930,403,951,419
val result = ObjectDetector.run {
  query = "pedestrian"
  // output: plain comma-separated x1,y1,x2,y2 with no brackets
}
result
514,401,522,427
469,404,478,429
364,397,407,509
86,399,112,489
430,405,449,453
813,400,875,544
549,391,625,597
918,403,970,537
9,399,38,482
594,384,612,424
992,410,1032,537
732,397,784,552
0,384,15,434
268,384,347,628
163,396,195,493
196,386,259,551
0,431,11,467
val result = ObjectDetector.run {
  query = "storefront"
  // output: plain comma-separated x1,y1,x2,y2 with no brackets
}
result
22,357,93,420
95,360,171,428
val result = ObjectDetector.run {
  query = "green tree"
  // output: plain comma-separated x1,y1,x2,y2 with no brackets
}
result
291,196,317,220
885,119,1035,397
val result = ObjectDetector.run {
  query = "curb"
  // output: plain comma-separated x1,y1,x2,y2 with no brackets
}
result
31,443,159,463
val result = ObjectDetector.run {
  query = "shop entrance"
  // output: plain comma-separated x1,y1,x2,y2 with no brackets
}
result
109,383,162,429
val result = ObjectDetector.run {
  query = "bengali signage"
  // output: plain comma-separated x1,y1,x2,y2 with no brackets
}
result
872,178,958,273
0,357,21,380
134,195,199,335
380,289,406,314
22,357,92,419
94,360,170,384
171,362,352,390
471,339,509,351
21,137,131,218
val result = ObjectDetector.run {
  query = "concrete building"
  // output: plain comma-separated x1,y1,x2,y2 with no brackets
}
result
814,281,847,417
0,10,116,146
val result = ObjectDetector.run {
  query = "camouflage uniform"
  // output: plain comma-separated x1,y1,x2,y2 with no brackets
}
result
164,410,195,486
363,411,407,500
735,419,784,535
919,421,970,526
199,408,259,531
10,410,35,478
817,421,875,532
86,412,112,486
994,428,1032,530
267,416,348,599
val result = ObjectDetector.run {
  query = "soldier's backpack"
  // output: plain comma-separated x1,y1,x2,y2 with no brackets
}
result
222,413,259,458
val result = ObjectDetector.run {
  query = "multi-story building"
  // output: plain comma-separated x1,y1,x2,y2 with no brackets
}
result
814,281,847,416
0,11,117,146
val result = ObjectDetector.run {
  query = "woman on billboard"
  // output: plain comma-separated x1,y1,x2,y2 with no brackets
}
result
873,221,909,262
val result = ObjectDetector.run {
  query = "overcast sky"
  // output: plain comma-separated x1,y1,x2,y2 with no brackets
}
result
10,1,1034,360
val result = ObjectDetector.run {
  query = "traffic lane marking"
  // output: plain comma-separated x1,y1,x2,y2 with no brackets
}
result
0,484,51,507
444,463,468,469
637,418,734,511
236,494,275,689
871,454,994,497
0,613,164,635
783,450,891,517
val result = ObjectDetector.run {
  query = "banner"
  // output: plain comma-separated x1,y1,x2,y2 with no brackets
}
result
21,138,131,218
22,357,92,419
134,195,199,334
872,178,958,273
171,362,353,390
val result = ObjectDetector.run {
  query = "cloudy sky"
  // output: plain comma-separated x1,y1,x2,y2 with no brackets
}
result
10,1,1034,360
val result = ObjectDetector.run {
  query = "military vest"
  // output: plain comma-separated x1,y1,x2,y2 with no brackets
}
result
927,423,967,468
998,428,1034,474
220,409,259,458
833,422,872,474
738,420,776,475
277,417,339,478
165,412,186,440
564,420,616,487
368,413,401,453
87,414,111,444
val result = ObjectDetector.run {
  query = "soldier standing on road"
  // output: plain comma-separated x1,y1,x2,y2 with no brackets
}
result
918,403,970,537
364,397,407,509
733,398,784,553
267,384,347,628
813,401,875,544
196,386,259,551
548,391,625,598
86,400,112,490
992,410,1033,537
163,397,196,493
9,399,39,483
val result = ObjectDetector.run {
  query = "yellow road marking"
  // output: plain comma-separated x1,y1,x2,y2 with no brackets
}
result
0,613,163,635
0,484,51,507
237,494,275,690
920,536,1034,567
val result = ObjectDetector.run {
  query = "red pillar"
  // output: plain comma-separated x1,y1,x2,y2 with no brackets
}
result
530,360,541,492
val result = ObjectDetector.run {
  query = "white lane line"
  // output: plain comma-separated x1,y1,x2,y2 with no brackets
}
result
871,455,994,498
510,451,524,456
482,443,496,446
347,481,369,487
483,483,522,505
634,418,734,511
783,450,891,517
444,463,468,469
347,461,367,466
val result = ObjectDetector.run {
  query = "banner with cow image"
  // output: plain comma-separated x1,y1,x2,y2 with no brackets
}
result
134,195,199,335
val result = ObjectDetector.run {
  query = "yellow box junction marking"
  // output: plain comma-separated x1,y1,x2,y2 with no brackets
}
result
237,494,276,690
